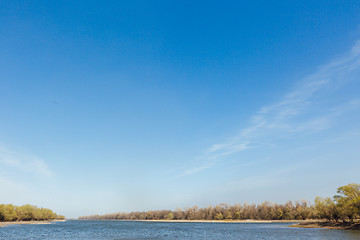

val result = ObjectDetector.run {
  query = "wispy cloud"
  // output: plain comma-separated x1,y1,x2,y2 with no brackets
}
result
0,146,53,177
0,174,31,204
181,40,360,176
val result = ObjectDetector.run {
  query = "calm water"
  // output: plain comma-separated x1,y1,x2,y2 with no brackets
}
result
1,220,360,240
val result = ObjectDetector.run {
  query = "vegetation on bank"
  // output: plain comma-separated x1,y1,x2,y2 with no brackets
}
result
0,204,65,222
290,221,360,230
79,183,360,222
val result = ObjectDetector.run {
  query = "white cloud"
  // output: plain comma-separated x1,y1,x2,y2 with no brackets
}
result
0,174,30,203
0,145,53,177
180,162,215,176
180,40,360,176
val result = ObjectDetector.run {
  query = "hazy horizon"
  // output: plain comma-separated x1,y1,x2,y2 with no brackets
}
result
1,1,360,218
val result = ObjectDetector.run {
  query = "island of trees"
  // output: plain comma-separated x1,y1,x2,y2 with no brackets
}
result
79,183,360,223
0,204,65,222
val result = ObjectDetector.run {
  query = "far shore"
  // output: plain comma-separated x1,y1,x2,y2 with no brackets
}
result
0,219,66,228
80,219,314,224
132,219,306,223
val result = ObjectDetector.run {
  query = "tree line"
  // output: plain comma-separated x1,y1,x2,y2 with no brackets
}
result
0,204,65,222
79,183,360,222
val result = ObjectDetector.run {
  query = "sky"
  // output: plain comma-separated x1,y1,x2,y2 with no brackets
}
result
1,1,360,218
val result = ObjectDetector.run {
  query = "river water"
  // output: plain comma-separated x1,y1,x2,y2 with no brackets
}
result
1,220,359,239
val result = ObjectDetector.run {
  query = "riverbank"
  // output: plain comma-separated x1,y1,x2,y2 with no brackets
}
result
81,219,314,224
134,219,305,223
0,220,66,227
290,221,360,230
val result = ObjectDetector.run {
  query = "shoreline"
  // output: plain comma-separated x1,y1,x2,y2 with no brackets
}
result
290,221,360,230
0,220,66,228
131,219,304,223
79,219,312,223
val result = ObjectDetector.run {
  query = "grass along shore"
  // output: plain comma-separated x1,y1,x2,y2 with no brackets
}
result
290,220,360,230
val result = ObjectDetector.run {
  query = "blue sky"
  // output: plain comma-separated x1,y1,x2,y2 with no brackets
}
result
1,1,360,218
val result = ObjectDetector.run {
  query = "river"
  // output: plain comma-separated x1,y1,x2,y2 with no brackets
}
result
1,220,359,239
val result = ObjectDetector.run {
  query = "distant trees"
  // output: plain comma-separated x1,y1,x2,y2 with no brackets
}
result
79,183,360,222
79,200,318,221
0,204,65,222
